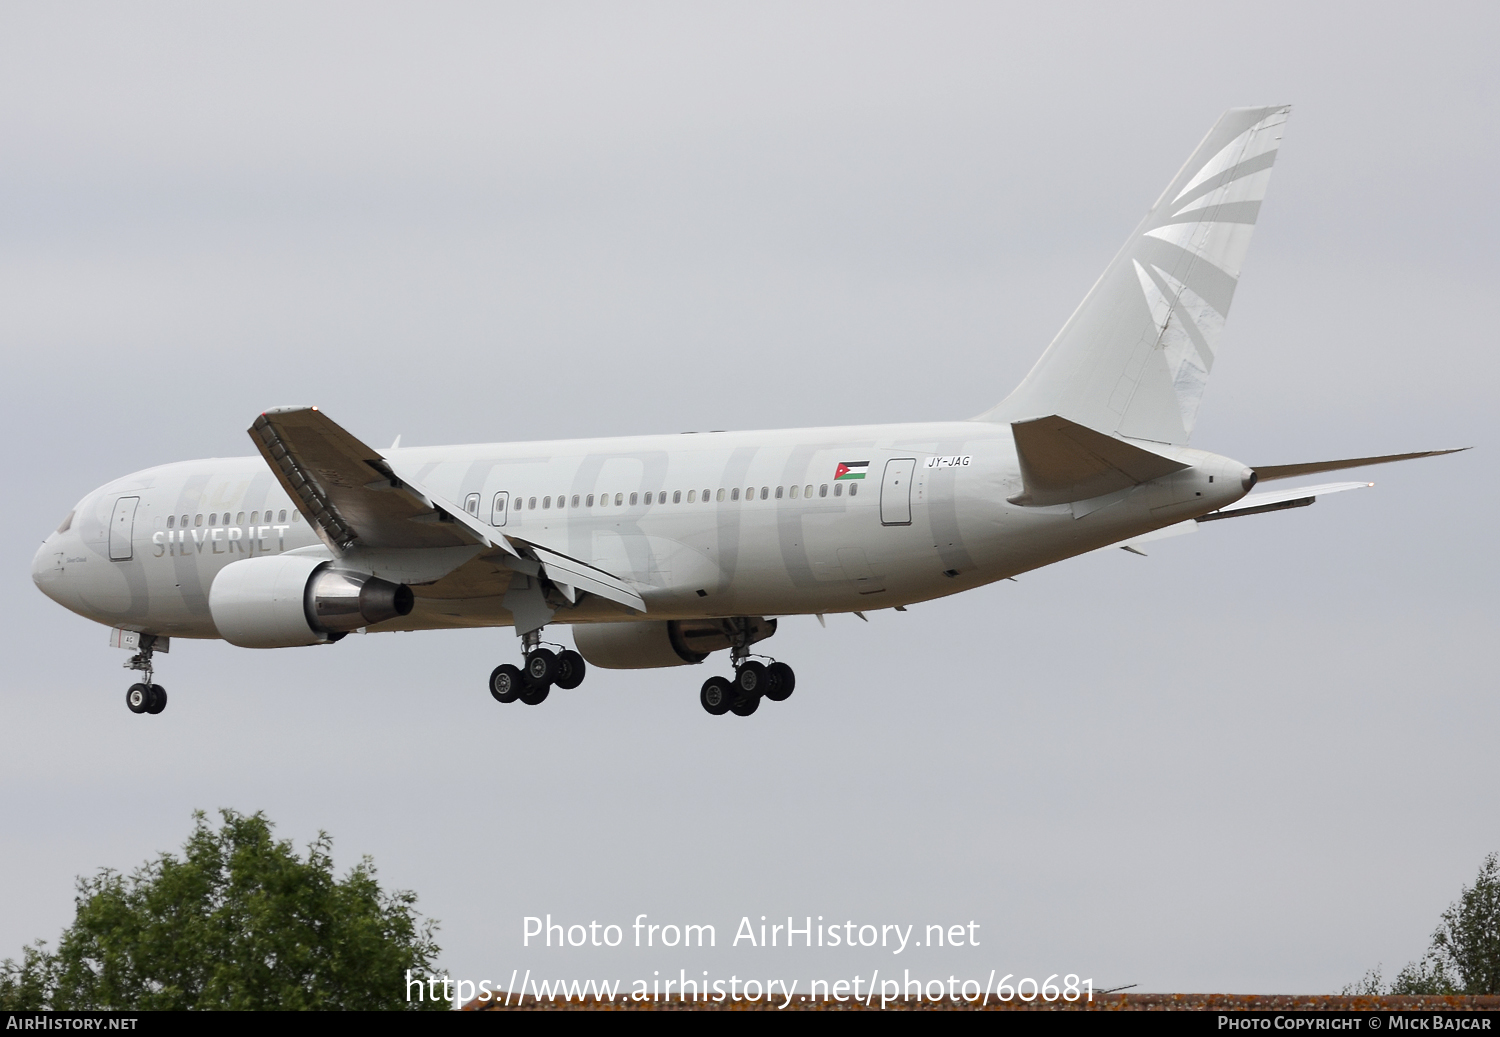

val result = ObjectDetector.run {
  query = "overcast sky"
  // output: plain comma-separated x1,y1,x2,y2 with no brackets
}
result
2,2,1496,998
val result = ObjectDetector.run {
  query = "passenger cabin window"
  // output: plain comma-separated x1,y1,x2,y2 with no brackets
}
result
834,483,843,497
761,487,769,500
775,487,783,499
731,488,740,501
292,511,301,522
571,495,580,507
819,484,828,498
645,491,654,505
236,511,245,524
209,513,217,525
528,497,537,510
629,492,638,505
805,485,813,498
465,493,480,516
279,510,288,522
673,490,682,503
543,496,551,509
788,486,798,499
716,488,725,502
195,515,203,526
167,515,175,529
701,488,710,501
615,493,623,506
849,483,858,497
587,494,595,507
687,490,696,503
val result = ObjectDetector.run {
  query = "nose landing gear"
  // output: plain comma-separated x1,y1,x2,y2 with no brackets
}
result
122,635,168,715
126,683,166,714
487,629,586,708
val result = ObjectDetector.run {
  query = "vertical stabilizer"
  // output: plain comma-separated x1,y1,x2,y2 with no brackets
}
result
978,106,1291,444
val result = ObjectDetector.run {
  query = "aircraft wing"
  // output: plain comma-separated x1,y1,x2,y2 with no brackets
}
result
250,407,507,553
249,407,644,613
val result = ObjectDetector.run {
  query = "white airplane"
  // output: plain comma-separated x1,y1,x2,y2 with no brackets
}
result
32,105,1462,718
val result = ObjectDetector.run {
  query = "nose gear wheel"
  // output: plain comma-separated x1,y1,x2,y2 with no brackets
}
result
122,638,168,714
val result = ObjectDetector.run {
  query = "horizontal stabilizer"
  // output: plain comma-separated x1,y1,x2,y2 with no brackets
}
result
1253,448,1466,482
1198,480,1371,521
1103,481,1373,556
1009,414,1187,506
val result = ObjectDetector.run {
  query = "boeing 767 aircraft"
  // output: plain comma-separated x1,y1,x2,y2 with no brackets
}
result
31,106,1462,717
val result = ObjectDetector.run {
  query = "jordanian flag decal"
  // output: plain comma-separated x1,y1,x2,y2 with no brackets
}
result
834,460,870,480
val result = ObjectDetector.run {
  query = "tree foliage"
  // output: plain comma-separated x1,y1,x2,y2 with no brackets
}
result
1344,853,1500,996
1,810,445,1010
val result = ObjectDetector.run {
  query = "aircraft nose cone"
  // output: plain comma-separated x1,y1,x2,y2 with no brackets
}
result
32,536,64,600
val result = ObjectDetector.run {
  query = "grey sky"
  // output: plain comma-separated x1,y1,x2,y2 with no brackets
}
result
2,2,1495,995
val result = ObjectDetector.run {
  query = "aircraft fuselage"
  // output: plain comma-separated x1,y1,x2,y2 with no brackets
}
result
33,420,1250,641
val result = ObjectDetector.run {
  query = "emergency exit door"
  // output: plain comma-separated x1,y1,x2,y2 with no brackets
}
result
109,497,139,561
880,459,915,526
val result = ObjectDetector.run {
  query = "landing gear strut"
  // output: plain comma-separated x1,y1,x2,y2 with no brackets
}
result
698,620,795,717
487,628,586,707
123,636,167,715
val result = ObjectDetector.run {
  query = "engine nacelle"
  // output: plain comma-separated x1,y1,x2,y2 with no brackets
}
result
209,556,413,649
573,618,776,670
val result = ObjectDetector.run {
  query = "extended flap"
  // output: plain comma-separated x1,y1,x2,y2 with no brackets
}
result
1009,414,1187,506
530,544,646,614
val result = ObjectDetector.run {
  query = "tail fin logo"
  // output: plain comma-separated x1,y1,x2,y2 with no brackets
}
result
1133,107,1289,435
980,106,1291,447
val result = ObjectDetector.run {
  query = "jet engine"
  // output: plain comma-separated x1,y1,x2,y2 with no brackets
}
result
573,618,776,670
209,556,414,649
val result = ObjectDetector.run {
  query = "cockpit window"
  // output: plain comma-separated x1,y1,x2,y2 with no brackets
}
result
55,511,74,534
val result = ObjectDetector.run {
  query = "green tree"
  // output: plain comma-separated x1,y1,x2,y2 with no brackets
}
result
1,810,445,1010
1431,852,1500,994
1343,853,1500,996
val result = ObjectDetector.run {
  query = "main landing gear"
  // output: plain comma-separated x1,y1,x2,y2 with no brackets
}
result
124,637,167,715
489,630,586,708
699,621,796,718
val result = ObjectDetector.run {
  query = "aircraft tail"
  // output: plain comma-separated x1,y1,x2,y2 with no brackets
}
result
978,106,1292,445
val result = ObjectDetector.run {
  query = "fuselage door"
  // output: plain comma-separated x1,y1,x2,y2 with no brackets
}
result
880,459,915,526
491,492,509,527
109,496,139,561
